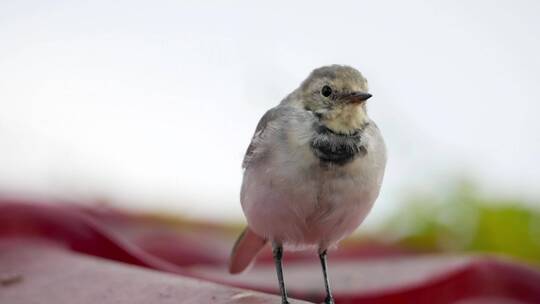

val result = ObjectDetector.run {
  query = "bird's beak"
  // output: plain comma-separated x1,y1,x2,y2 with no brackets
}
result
343,92,372,104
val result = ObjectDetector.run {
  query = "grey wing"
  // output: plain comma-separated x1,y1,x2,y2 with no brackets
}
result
242,107,283,169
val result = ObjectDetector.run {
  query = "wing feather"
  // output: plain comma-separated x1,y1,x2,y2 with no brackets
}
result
242,107,282,169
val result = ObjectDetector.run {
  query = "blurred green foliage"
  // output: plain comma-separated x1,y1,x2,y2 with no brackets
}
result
383,181,540,264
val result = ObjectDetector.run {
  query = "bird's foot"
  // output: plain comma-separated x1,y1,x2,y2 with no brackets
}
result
324,295,335,304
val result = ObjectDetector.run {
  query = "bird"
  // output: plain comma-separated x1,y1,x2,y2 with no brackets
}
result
229,65,387,304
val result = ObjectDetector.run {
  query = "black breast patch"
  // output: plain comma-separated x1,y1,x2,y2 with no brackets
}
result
310,124,367,165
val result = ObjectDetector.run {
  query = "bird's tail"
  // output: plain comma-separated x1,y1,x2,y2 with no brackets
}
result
228,227,267,274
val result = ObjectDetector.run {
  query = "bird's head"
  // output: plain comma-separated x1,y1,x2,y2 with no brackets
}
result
298,65,372,135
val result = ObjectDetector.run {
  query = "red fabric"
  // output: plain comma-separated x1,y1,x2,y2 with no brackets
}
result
0,239,308,304
1,200,539,303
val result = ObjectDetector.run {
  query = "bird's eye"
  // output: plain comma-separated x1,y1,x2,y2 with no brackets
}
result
321,85,332,97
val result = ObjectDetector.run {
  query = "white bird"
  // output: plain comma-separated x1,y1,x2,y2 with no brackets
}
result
229,65,387,304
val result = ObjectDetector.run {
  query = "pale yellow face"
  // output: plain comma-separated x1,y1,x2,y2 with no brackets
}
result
298,65,370,135
321,103,368,134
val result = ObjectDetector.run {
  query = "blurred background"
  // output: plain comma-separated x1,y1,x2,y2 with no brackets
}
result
1,0,539,264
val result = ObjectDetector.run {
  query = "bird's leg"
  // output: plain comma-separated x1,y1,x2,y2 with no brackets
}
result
319,249,335,304
272,241,290,304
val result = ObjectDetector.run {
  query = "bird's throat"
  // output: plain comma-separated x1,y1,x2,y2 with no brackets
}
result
322,105,368,135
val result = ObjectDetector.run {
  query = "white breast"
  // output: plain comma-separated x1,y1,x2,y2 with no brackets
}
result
241,111,386,250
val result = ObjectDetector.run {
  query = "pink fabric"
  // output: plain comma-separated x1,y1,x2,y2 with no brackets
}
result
1,200,539,303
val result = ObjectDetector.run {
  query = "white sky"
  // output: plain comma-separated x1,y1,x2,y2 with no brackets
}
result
1,0,539,227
